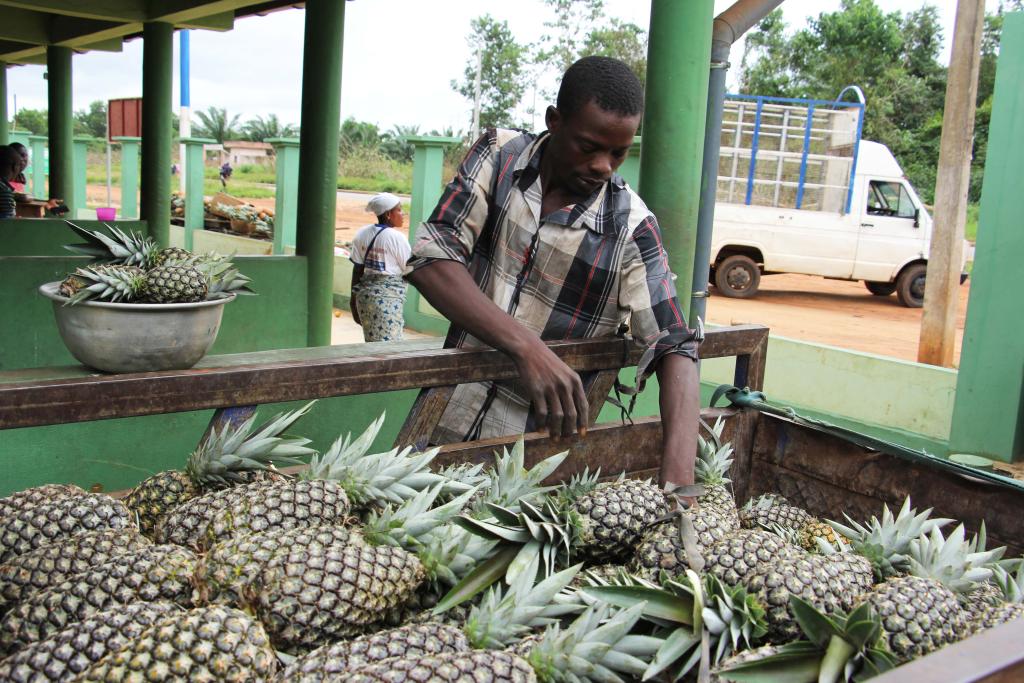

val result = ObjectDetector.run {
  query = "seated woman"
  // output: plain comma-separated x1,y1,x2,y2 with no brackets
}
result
8,143,29,194
1,146,23,218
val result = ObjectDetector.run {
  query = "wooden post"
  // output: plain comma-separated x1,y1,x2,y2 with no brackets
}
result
917,0,985,367
28,135,47,199
140,21,173,247
114,136,141,219
181,137,214,250
72,136,92,216
46,46,73,212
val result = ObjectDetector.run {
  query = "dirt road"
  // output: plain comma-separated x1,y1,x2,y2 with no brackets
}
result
86,186,967,364
706,273,968,365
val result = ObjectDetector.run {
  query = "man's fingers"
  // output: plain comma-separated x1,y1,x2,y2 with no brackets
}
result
572,376,589,435
545,388,564,437
560,389,576,440
534,392,549,435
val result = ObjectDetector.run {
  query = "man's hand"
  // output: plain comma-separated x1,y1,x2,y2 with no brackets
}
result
409,261,589,438
512,336,588,438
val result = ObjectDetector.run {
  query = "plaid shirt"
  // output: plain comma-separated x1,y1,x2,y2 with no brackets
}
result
407,128,701,443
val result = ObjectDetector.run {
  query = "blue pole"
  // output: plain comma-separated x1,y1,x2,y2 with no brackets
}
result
795,103,815,209
179,30,190,108
744,97,764,206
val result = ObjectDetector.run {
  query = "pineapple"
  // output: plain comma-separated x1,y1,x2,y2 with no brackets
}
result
123,402,315,535
277,622,470,681
62,265,147,304
739,493,815,532
143,263,208,303
561,476,669,563
151,245,191,267
345,650,536,683
696,416,739,525
702,528,801,586
152,478,351,551
251,542,427,652
0,602,179,682
69,606,278,682
56,274,87,298
195,524,363,606
714,596,897,682
0,493,134,564
0,544,197,654
798,519,839,551
970,563,1024,633
854,524,1000,662
0,529,151,613
0,485,84,520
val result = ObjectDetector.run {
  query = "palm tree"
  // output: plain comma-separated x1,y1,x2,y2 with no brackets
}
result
379,124,421,163
242,114,297,142
193,106,241,143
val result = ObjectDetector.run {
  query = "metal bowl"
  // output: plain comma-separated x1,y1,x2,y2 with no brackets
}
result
39,282,235,373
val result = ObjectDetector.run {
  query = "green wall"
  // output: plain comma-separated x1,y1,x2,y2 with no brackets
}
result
0,220,147,256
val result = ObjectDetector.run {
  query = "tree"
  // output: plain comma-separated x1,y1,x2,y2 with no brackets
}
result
379,124,420,163
193,106,240,143
338,118,381,157
242,114,296,142
73,100,106,138
579,18,647,88
452,15,529,130
12,108,47,134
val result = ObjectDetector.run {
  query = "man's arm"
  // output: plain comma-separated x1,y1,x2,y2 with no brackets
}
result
408,261,588,437
657,354,700,489
350,264,364,325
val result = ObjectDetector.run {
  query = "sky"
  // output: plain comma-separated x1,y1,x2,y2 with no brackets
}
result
4,1,1007,135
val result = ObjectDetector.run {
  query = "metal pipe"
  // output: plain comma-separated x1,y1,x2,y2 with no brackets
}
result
140,22,173,246
47,46,74,211
0,63,7,146
691,0,785,327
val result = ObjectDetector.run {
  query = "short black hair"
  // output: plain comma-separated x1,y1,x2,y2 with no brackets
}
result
556,56,644,120
0,145,21,174
9,142,27,154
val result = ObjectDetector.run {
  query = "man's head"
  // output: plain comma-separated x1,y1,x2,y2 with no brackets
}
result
9,143,28,172
0,146,21,182
544,56,644,197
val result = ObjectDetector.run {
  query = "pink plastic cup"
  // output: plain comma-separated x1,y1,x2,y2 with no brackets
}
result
96,207,116,221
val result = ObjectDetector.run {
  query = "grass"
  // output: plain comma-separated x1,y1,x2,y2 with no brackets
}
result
965,203,979,243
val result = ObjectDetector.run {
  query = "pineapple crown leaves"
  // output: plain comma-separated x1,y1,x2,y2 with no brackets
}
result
826,497,954,580
472,442,568,515
64,221,160,268
905,523,1001,594
717,597,896,683
185,401,316,486
552,466,602,511
362,483,478,553
696,416,734,486
461,558,584,651
302,412,475,508
968,521,1021,574
65,264,148,305
702,574,769,664
527,601,663,683
420,522,499,587
991,562,1024,603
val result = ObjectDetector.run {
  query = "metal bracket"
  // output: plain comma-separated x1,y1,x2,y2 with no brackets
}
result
692,289,711,299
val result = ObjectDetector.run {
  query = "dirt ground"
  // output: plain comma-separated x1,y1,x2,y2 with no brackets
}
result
87,185,967,365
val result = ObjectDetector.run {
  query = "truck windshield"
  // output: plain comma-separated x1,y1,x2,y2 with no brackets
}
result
867,181,917,218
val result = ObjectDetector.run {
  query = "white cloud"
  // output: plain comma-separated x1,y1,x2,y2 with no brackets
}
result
3,0,1001,134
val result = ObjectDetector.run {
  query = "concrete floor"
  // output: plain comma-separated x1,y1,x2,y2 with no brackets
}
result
330,308,434,345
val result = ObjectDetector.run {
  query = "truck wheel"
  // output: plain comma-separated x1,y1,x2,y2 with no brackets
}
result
896,264,927,308
714,255,760,299
865,281,896,296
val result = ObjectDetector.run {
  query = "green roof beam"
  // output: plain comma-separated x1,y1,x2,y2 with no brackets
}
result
0,7,50,44
0,1,146,22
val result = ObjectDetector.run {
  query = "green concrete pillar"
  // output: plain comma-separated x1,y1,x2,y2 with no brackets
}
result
295,0,345,347
140,21,173,247
0,63,8,146
404,135,461,329
46,46,74,211
114,136,140,218
638,0,714,320
267,137,300,254
181,137,214,250
618,136,642,188
28,135,47,198
948,13,1024,463
73,136,92,216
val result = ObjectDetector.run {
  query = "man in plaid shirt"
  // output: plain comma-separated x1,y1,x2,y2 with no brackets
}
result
406,56,701,490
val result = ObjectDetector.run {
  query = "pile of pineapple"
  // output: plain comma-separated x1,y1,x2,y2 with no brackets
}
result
0,411,1020,683
55,222,253,305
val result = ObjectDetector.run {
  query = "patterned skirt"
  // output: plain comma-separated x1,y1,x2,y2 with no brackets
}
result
353,274,407,342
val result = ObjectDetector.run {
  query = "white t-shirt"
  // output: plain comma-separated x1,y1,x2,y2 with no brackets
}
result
349,224,412,276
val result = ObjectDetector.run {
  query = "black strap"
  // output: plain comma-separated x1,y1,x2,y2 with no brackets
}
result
362,226,387,272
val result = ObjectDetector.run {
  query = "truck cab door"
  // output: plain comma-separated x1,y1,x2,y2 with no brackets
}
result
852,180,925,282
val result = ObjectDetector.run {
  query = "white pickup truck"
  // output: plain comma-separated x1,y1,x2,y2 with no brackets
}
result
708,91,968,308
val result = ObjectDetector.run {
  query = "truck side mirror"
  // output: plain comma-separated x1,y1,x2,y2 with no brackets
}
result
914,208,920,228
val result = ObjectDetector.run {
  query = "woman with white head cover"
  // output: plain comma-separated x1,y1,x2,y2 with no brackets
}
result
349,192,411,341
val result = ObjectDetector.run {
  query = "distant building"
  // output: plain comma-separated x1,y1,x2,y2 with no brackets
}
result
218,141,275,167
